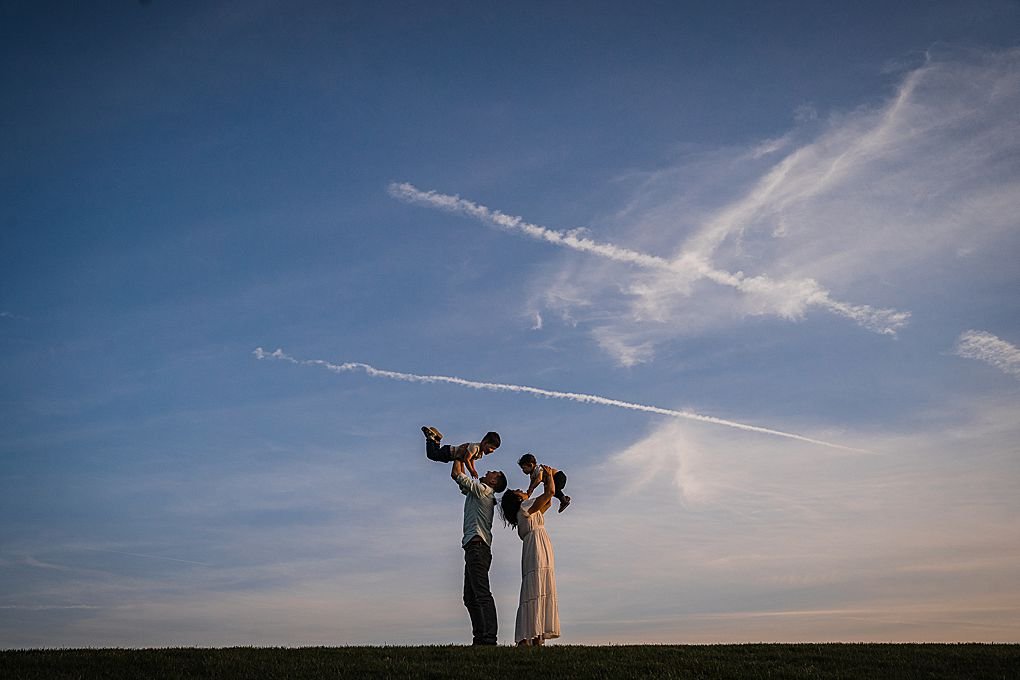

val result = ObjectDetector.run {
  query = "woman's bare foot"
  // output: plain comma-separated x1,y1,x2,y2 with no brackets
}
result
516,639,531,647
532,636,544,646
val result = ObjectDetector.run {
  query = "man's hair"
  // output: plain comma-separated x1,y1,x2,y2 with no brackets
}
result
518,452,537,467
482,431,501,448
491,471,508,493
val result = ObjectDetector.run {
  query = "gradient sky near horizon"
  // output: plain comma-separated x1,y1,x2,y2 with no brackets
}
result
2,1,1019,647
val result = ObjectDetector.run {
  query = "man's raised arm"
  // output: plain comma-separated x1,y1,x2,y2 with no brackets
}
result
452,459,490,498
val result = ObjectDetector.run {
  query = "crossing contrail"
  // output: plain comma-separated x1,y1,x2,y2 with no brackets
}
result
254,348,867,452
387,182,909,336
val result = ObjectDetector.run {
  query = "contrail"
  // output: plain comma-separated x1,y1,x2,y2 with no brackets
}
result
387,182,909,336
78,547,212,567
255,348,867,452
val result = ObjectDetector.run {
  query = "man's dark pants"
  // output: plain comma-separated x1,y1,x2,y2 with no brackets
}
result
463,539,497,645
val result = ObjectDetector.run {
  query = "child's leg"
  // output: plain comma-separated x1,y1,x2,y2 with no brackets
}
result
554,470,570,512
553,471,568,502
422,427,453,462
426,440,453,462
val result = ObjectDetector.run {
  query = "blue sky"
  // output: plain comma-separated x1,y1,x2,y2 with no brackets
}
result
2,1,1019,646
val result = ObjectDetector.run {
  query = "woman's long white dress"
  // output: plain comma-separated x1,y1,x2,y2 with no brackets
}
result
514,497,560,643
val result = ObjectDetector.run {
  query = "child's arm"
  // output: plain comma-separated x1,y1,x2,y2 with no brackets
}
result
466,456,479,478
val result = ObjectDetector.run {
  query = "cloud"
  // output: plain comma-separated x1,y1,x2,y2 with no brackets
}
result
0,605,102,611
552,396,1020,642
658,48,1020,311
389,182,909,336
954,330,1020,379
254,348,865,451
393,49,1020,364
76,547,213,567
592,327,655,367
0,449,478,646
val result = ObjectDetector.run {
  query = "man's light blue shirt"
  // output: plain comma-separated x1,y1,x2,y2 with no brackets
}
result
456,473,495,547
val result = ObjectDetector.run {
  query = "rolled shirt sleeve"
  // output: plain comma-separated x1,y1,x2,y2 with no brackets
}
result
455,472,492,499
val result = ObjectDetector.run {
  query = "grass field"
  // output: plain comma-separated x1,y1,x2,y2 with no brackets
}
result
1,644,1018,679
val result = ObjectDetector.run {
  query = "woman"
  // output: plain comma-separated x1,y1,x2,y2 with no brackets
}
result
499,472,560,646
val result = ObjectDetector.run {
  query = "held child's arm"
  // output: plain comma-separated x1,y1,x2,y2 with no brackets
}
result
466,457,479,478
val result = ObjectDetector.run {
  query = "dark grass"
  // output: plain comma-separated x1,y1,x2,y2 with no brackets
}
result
2,644,1018,679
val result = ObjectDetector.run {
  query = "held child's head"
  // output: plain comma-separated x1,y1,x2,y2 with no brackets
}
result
517,452,537,474
480,431,501,455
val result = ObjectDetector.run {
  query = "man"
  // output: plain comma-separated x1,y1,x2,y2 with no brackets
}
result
452,457,507,645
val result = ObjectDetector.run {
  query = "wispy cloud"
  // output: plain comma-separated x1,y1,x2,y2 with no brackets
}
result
388,182,909,336
592,327,655,367
393,50,1020,365
254,347,865,451
553,397,1020,642
77,547,214,567
954,330,1020,379
0,604,102,611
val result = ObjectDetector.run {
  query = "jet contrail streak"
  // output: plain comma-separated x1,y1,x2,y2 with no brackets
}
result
255,348,867,453
78,547,212,566
388,181,675,270
387,182,910,335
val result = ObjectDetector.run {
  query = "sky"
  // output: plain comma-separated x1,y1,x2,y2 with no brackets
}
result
1,1,1019,647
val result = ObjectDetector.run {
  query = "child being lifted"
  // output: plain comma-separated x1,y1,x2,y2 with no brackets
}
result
422,426,501,479
518,452,571,513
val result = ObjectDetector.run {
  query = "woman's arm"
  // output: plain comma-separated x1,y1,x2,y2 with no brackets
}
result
526,471,556,515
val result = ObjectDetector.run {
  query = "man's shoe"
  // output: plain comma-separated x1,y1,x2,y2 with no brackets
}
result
421,426,443,443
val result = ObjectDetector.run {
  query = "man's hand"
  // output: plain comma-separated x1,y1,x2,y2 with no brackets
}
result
451,459,464,479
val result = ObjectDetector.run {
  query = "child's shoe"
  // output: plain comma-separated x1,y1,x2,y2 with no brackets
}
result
421,426,443,443
557,495,571,513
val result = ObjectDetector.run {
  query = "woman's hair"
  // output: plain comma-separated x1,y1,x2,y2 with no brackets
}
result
518,452,537,467
499,491,525,529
